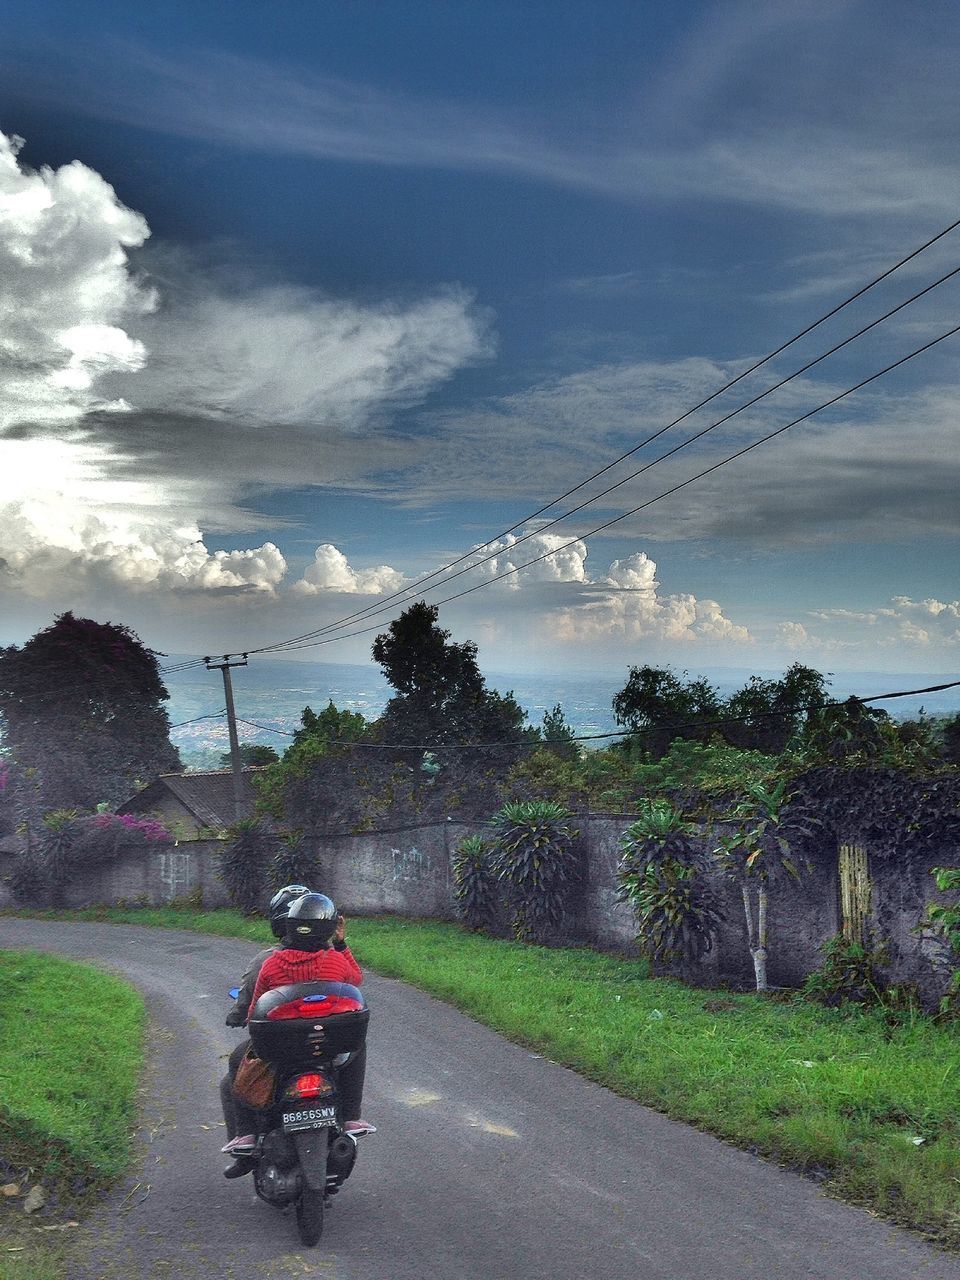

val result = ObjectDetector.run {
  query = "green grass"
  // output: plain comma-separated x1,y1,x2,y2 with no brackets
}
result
0,949,145,1190
0,949,145,1279
8,906,960,1248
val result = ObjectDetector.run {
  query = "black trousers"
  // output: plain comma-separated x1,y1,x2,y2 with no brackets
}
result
220,1038,367,1138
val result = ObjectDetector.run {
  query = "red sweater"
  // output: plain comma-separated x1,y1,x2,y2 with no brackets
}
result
249,945,363,1016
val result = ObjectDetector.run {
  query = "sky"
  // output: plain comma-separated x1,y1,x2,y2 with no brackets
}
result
1,0,959,681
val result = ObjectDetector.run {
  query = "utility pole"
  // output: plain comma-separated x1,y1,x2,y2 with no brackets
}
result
205,654,248,822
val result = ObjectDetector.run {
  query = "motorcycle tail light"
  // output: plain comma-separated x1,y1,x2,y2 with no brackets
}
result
284,1072,334,1101
267,994,364,1020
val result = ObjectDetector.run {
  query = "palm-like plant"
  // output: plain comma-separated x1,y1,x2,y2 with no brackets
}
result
452,834,500,931
491,801,580,942
714,778,811,991
617,800,724,969
218,818,274,916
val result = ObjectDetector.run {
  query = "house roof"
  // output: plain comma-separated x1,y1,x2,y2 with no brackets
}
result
117,768,264,830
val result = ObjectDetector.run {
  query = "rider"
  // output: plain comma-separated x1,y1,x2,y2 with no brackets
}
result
223,892,373,1161
220,884,311,1158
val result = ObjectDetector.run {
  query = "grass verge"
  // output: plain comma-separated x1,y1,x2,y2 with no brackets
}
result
8,906,960,1248
0,949,145,1279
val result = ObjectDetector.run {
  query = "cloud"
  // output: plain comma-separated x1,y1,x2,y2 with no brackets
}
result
8,9,960,220
0,131,489,597
794,595,960,654
294,544,408,596
448,539,752,648
409,350,960,547
0,133,152,432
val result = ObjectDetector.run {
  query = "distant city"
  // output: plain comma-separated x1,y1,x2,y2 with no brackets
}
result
163,658,960,771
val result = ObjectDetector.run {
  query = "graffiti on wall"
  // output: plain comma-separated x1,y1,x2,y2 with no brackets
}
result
391,845,429,881
159,851,193,901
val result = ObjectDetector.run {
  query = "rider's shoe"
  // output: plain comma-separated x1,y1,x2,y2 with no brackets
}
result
223,1157,255,1179
344,1120,376,1136
222,1133,257,1155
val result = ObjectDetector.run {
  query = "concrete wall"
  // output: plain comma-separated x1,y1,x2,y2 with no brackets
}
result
2,816,956,1005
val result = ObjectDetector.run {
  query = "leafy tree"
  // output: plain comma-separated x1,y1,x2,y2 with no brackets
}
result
940,714,960,766
721,664,828,753
0,613,180,817
253,702,371,834
292,702,369,749
613,662,830,759
372,603,530,745
540,703,579,761
798,698,900,765
613,665,723,758
219,743,280,767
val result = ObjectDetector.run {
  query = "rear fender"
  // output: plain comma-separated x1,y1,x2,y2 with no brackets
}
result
292,1128,332,1193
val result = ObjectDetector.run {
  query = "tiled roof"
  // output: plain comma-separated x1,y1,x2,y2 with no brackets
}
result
117,768,264,829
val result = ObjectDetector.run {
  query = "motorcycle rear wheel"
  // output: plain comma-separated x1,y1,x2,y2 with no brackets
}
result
296,1186,324,1246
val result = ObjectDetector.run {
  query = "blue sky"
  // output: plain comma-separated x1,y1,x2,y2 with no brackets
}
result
1,0,959,677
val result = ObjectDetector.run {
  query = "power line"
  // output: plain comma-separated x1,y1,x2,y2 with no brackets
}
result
169,711,227,730
255,261,960,654
229,318,960,657
170,214,960,669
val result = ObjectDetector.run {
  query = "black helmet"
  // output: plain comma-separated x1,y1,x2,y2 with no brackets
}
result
268,883,312,938
285,892,338,950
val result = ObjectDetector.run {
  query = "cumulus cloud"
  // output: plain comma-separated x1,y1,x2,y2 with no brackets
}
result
0,130,488,599
455,539,752,647
0,132,152,431
797,595,960,654
294,544,407,596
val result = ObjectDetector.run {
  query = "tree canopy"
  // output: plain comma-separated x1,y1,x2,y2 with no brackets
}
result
0,612,180,814
372,602,530,745
219,743,281,768
613,662,830,758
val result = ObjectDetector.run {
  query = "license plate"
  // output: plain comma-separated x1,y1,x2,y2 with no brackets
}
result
282,1105,338,1133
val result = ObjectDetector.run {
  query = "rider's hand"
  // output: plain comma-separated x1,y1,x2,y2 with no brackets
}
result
334,913,346,944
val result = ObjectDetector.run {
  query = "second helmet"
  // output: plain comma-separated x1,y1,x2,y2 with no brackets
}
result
285,892,338,949
268,883,312,938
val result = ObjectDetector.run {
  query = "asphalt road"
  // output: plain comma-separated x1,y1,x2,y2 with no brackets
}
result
4,917,960,1280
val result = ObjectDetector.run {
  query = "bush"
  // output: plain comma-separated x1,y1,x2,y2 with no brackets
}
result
267,832,318,892
490,801,581,942
617,800,724,968
452,834,501,931
218,819,276,916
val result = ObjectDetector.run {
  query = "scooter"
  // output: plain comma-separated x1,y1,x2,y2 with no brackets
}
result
226,979,371,1246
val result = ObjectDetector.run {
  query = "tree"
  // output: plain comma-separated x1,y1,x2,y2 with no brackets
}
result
0,613,180,816
714,779,814,991
540,703,579,761
612,665,723,758
721,664,828,753
219,743,280,768
940,713,960,766
372,603,530,745
253,702,372,839
613,663,831,759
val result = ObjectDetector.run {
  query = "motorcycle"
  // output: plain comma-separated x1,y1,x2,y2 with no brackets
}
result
225,979,371,1246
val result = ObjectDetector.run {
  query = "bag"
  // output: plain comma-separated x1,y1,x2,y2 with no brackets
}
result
233,1048,276,1109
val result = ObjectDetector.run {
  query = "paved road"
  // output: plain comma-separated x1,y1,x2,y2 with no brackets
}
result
4,917,960,1280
